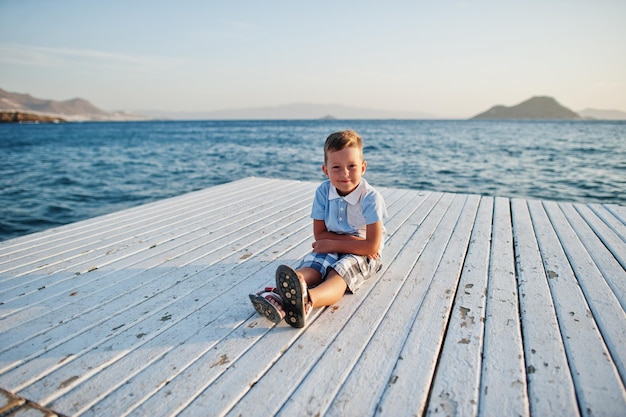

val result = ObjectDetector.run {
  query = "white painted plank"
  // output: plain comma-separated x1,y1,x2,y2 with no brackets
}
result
0,180,310,292
426,196,492,417
605,204,626,229
588,204,626,243
511,198,579,416
574,204,626,270
83,220,323,417
479,197,528,417
531,200,626,415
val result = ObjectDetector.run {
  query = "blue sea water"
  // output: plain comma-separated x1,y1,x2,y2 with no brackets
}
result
1,119,625,242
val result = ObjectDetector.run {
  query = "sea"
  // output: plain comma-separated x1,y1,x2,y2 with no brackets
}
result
1,119,625,242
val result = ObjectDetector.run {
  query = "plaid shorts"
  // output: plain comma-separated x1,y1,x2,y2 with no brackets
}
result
297,252,383,293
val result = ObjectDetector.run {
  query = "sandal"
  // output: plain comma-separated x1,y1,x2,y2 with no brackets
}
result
276,265,312,328
249,287,285,324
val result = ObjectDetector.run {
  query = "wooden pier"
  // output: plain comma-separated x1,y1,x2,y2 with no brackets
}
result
0,177,624,416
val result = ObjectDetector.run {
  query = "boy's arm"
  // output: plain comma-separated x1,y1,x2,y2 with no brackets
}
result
313,219,360,241
312,219,383,256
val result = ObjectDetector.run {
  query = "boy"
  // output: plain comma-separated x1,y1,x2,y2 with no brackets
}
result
249,130,386,328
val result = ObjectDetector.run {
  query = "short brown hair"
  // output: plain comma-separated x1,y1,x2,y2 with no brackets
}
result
324,130,363,163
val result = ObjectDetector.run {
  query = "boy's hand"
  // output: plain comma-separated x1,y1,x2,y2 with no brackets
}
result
312,239,335,254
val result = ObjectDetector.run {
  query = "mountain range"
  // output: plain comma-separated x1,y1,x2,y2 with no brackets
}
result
1,87,625,121
0,88,145,121
577,108,626,120
139,103,435,120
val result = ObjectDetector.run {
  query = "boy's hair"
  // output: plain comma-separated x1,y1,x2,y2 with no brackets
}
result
324,130,363,163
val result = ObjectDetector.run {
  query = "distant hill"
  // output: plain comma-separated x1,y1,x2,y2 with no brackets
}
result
139,103,436,120
0,87,146,121
578,108,626,120
0,111,66,123
472,96,581,120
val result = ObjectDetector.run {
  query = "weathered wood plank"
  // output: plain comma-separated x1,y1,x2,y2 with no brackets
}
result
512,199,579,416
588,204,626,243
426,195,492,417
574,204,626,270
605,204,626,232
558,203,626,310
479,197,528,417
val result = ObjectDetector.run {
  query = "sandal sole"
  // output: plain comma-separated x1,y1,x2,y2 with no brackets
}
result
275,265,307,328
249,293,283,324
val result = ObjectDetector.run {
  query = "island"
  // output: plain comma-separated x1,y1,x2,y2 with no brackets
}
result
471,96,581,120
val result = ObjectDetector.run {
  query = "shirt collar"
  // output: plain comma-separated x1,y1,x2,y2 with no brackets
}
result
328,179,367,205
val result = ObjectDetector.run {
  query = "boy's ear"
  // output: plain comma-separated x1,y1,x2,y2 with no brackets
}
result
362,160,367,174
322,164,329,177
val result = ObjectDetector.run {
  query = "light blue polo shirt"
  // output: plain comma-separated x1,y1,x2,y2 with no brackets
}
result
311,178,387,252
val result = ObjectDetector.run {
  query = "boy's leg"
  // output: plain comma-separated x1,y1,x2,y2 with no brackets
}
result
288,266,347,307
307,268,347,307
297,267,323,287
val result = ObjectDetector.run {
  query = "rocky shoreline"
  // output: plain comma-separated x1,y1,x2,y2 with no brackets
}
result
0,111,66,123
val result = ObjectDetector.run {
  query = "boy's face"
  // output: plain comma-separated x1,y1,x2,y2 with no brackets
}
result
322,146,366,196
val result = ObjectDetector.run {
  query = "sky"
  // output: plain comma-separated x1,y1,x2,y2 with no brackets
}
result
0,0,625,118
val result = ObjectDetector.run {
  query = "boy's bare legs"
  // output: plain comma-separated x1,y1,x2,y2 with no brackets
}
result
297,267,323,287
296,267,347,308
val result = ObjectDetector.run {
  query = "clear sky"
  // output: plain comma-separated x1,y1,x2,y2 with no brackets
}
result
1,0,624,118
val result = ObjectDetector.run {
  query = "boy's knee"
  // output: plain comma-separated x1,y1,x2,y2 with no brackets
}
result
298,266,323,286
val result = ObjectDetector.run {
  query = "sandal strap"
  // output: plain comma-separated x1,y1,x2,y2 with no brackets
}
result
257,288,284,308
257,286,279,295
